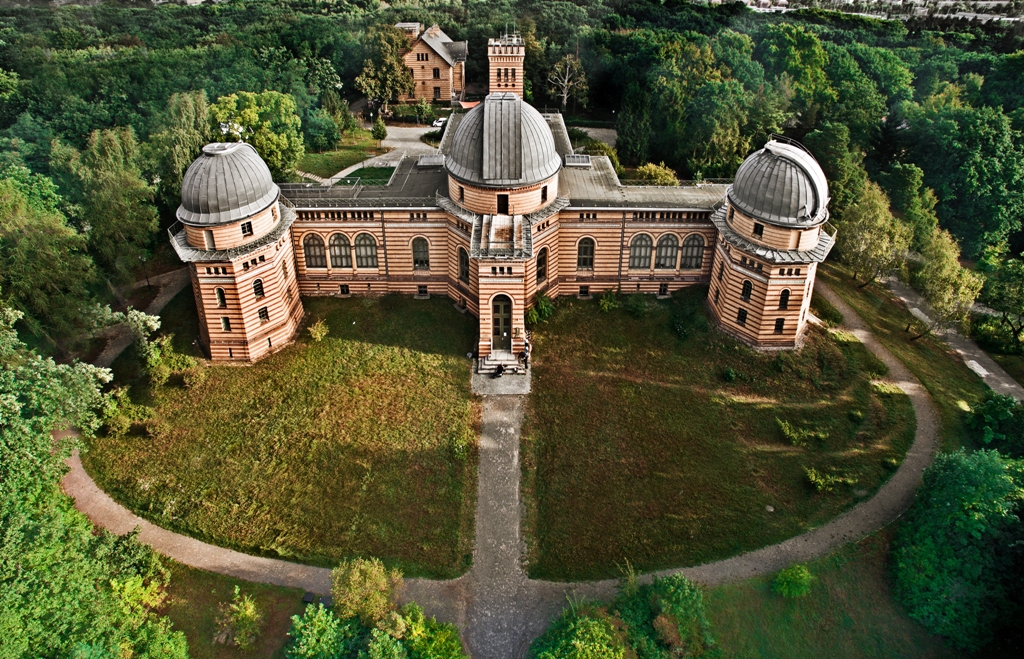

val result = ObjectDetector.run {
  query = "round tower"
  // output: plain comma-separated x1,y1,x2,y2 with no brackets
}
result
707,139,836,348
170,143,303,361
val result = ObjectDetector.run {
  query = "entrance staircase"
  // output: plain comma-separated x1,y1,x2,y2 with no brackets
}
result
477,349,525,376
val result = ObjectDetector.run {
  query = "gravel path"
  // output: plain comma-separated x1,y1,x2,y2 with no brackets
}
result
63,281,943,658
886,278,1024,401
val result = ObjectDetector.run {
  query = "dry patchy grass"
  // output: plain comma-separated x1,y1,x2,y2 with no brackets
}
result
87,293,479,578
521,288,915,580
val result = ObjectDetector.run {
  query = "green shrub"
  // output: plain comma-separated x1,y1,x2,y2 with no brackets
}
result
105,413,132,437
148,362,171,387
598,290,619,313
810,295,844,326
365,628,407,659
400,604,467,659
144,417,170,439
181,366,207,389
848,409,865,423
584,139,624,175
722,367,736,382
772,564,814,598
528,295,556,326
893,449,1024,651
331,558,402,628
215,585,264,650
308,318,329,342
285,604,361,659
529,604,628,659
777,418,829,446
625,293,646,318
634,162,679,186
566,126,589,143
804,467,857,492
421,129,443,146
614,574,718,658
967,392,1024,457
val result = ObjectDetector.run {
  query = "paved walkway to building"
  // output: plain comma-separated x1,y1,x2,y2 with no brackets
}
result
885,278,1024,401
325,126,439,185
64,282,945,658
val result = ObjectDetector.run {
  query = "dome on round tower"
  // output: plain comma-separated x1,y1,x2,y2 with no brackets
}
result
445,93,561,188
728,140,829,227
177,143,280,226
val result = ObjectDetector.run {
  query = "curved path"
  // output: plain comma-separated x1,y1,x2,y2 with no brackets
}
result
63,282,940,658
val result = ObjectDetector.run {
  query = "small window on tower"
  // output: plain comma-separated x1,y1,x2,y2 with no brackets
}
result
736,309,748,326
241,221,253,237
541,185,548,202
753,223,764,238
774,318,785,334
221,317,231,332
258,306,269,323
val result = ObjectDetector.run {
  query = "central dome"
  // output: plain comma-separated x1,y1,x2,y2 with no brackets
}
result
445,93,561,188
177,142,280,226
728,140,829,227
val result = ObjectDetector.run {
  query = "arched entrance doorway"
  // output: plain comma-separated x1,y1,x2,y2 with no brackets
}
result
492,295,512,352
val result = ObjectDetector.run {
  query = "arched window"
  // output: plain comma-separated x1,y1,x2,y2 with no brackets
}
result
680,235,705,269
459,247,470,284
779,289,791,310
252,279,265,299
329,234,351,268
577,238,595,270
412,237,430,270
355,233,378,268
215,288,226,308
741,280,753,301
537,247,548,283
303,234,327,268
655,235,679,269
629,235,652,269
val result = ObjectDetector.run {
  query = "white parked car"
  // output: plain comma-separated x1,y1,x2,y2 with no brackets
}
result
432,116,448,128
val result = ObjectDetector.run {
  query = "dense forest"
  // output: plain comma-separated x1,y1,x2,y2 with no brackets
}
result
3,1,1024,656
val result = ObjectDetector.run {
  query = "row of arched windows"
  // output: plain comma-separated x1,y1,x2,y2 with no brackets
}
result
304,234,432,271
737,279,792,310
574,234,706,270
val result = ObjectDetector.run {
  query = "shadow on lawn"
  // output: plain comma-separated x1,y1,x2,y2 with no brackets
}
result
92,292,480,579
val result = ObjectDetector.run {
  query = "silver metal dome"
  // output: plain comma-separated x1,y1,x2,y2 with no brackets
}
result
445,93,561,188
177,143,280,226
728,140,829,227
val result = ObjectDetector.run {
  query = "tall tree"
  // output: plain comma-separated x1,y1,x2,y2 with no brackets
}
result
912,228,984,338
209,90,304,178
876,162,939,251
822,43,886,148
547,54,588,111
0,300,189,659
144,90,210,209
836,181,913,287
893,449,1024,651
681,79,751,178
50,127,158,284
754,23,836,132
903,103,1024,256
617,81,651,167
0,166,95,345
803,122,867,220
354,25,414,117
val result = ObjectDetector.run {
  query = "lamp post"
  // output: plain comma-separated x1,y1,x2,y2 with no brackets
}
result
139,254,151,289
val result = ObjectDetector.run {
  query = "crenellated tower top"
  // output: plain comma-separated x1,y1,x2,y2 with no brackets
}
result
488,31,524,98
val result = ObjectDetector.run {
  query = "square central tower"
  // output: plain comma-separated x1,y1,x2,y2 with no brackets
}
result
488,32,524,98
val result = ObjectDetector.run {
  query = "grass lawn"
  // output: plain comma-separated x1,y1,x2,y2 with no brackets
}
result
162,561,305,659
819,265,989,451
298,129,388,178
706,527,956,659
990,353,1024,387
86,292,480,578
353,166,395,183
521,288,916,580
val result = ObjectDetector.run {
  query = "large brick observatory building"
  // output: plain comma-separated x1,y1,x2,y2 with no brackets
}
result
169,42,835,364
